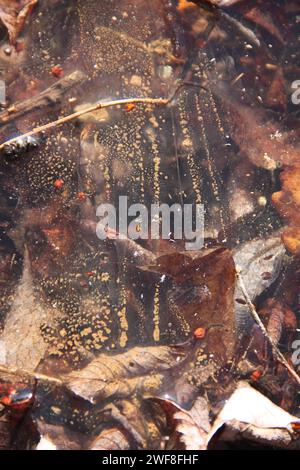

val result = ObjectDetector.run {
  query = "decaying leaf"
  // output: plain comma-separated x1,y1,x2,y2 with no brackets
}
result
34,421,83,450
233,234,286,336
65,345,190,403
272,165,300,256
0,411,11,450
89,428,130,451
143,248,236,363
179,0,242,8
241,5,285,44
221,95,300,170
265,68,287,111
0,249,56,371
259,298,297,347
152,396,210,450
213,419,300,449
207,381,300,447
103,400,150,448
0,0,37,44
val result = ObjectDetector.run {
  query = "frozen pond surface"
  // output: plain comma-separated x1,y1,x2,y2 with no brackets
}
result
0,0,299,450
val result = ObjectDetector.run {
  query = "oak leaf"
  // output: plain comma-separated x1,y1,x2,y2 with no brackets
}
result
65,345,189,403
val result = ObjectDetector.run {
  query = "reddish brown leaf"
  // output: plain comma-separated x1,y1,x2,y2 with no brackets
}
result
0,249,56,371
272,165,300,255
259,299,297,347
221,97,300,170
35,421,83,450
265,69,287,111
144,248,236,362
243,6,284,44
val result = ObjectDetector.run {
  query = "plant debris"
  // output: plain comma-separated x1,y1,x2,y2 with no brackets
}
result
0,0,299,451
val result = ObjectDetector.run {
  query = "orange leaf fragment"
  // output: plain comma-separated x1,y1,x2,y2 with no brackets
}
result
124,103,136,112
177,0,197,12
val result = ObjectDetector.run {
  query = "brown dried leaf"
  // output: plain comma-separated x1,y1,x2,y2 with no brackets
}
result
103,401,149,448
233,234,286,335
152,396,210,450
224,99,300,170
208,381,300,447
265,69,287,111
89,428,130,451
242,5,285,44
0,249,56,371
65,345,189,403
35,421,83,450
0,0,37,44
144,248,236,362
259,299,297,347
272,165,300,256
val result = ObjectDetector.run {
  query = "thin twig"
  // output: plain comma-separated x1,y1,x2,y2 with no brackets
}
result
0,70,87,125
237,270,300,385
0,363,62,385
0,96,171,151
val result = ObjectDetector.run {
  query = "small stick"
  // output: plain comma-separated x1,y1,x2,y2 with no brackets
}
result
0,95,172,152
0,363,62,386
237,270,300,385
0,70,87,125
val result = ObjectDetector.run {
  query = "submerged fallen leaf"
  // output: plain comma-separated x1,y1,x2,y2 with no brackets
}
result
210,79,300,170
143,248,236,363
233,234,286,336
259,298,297,347
0,0,299,451
265,68,287,111
272,165,300,256
0,0,37,44
89,427,130,451
208,381,300,447
183,0,243,7
103,400,151,448
0,249,56,371
65,345,189,403
152,396,210,450
0,412,11,450
242,5,285,44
